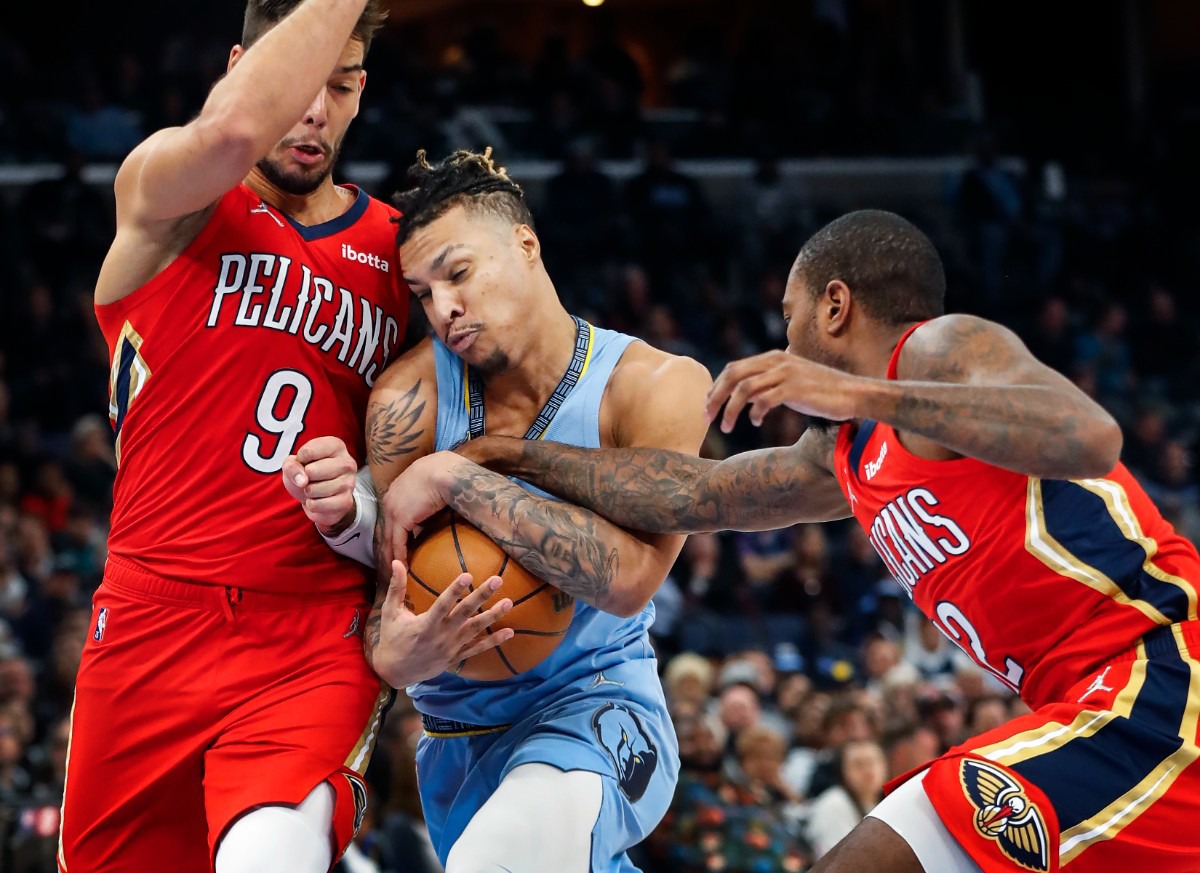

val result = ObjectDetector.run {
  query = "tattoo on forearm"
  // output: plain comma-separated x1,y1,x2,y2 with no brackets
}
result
502,430,841,534
366,382,426,465
443,465,620,609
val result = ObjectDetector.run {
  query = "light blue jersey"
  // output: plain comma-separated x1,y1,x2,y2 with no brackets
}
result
410,320,679,871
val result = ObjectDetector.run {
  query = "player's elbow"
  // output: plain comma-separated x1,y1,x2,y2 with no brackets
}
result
194,110,263,169
1082,417,1123,477
605,590,652,619
604,574,660,618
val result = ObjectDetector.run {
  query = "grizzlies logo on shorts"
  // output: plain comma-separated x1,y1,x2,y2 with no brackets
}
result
591,702,658,801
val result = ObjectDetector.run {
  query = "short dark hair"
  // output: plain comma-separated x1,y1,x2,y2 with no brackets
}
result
242,0,388,55
792,209,946,324
391,148,534,248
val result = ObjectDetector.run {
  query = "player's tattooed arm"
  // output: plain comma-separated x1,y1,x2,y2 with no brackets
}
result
436,461,628,613
366,381,427,466
870,314,1122,478
455,427,851,534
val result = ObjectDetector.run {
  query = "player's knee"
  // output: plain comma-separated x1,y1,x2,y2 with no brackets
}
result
215,784,335,873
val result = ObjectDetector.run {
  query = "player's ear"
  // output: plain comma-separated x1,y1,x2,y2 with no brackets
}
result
515,224,540,265
824,279,852,336
228,45,245,72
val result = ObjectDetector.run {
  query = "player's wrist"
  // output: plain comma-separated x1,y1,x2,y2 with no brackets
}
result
454,435,520,474
317,507,357,539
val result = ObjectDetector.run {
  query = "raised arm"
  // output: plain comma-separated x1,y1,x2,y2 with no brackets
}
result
117,0,370,226
708,314,1121,479
457,426,851,535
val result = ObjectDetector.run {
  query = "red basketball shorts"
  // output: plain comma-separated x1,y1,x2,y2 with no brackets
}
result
895,620,1200,872
58,556,392,873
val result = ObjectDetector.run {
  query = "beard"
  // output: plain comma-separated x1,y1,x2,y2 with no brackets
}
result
469,347,511,375
255,136,342,196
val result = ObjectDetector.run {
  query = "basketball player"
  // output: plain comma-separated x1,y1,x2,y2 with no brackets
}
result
389,210,1200,872
70,4,511,872
308,148,712,872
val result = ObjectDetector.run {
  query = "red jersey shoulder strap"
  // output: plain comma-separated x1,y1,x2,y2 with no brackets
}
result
886,321,930,380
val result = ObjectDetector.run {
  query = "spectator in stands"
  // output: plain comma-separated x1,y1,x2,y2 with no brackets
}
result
803,737,887,859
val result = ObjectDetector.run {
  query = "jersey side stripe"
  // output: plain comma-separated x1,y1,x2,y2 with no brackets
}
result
1025,479,1186,624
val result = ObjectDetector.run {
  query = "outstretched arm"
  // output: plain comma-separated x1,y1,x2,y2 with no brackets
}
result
456,426,851,535
707,314,1121,479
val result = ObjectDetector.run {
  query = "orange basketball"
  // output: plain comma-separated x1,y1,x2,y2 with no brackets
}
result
405,512,575,681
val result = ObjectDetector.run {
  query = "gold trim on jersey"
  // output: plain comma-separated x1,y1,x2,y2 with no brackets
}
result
1058,626,1200,863
1075,478,1198,622
344,682,393,774
1024,479,1171,625
107,320,153,464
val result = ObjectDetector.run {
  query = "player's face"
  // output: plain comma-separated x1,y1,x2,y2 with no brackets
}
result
250,38,367,196
782,273,849,371
400,205,534,374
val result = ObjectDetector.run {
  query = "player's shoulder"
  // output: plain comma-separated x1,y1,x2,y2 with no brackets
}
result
604,341,712,449
372,336,436,395
897,313,1025,382
611,340,712,397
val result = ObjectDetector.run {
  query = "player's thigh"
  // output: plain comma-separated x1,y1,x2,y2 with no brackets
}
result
61,592,218,872
203,603,388,861
445,763,601,873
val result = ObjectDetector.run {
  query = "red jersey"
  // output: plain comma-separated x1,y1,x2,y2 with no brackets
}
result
96,183,406,595
834,322,1200,709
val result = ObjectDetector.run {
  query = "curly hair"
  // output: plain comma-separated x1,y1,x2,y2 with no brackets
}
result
792,209,946,325
391,148,535,248
242,0,388,55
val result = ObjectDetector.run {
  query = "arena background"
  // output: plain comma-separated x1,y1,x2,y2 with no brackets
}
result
0,0,1198,869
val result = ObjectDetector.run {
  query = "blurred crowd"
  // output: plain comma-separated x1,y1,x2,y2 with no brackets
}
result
1,4,1200,871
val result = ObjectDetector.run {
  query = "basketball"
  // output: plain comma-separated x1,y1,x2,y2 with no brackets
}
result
406,512,575,681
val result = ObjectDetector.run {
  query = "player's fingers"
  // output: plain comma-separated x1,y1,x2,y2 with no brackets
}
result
704,368,741,422
748,389,783,427
706,355,770,422
303,472,356,500
722,372,778,433
450,576,504,619
462,595,513,634
457,626,516,660
296,436,349,465
304,494,354,521
383,559,408,611
301,456,356,484
281,455,307,491
426,573,472,621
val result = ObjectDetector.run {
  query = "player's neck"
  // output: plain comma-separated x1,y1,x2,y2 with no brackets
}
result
484,307,579,408
847,321,917,379
243,172,353,226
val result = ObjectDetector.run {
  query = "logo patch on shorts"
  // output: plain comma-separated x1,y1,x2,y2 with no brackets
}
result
591,703,658,802
960,759,1050,872
93,607,108,642
343,772,368,836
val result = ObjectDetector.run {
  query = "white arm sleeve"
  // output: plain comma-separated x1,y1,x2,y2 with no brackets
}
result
319,466,377,567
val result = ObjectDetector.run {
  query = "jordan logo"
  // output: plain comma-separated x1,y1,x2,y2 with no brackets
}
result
1077,666,1115,702
589,672,625,690
343,611,361,639
251,201,284,228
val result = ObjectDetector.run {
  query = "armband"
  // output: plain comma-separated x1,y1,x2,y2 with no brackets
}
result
320,466,377,567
